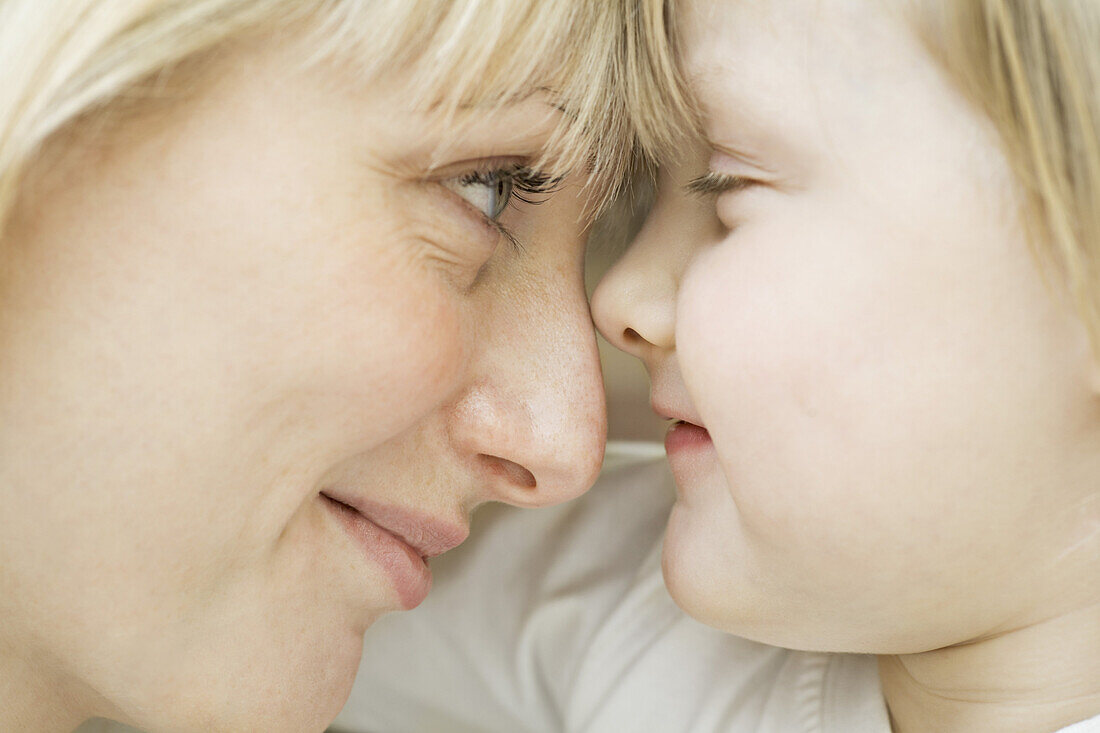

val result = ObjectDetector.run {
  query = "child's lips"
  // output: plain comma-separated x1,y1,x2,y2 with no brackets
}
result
664,419,712,455
650,394,706,429
652,390,717,489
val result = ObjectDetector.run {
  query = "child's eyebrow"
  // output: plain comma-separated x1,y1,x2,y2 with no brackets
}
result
685,68,778,156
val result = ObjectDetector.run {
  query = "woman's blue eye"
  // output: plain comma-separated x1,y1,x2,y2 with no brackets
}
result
447,170,515,220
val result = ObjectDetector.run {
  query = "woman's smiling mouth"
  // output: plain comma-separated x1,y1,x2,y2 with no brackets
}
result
319,492,468,609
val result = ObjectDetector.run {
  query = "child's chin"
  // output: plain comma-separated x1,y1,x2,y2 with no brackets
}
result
660,530,816,650
661,527,746,634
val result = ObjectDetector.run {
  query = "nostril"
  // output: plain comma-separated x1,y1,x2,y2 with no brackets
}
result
623,327,642,345
480,454,537,489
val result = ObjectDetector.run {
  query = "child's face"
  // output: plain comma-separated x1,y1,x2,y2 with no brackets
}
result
593,0,1100,653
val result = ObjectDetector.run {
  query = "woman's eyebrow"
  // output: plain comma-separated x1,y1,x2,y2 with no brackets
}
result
439,86,567,114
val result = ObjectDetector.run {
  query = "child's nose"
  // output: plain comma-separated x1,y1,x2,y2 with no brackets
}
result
591,242,678,362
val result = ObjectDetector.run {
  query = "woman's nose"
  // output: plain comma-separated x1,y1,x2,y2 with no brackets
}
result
450,283,607,509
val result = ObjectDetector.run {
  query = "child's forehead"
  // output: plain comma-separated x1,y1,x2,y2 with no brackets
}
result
679,0,934,134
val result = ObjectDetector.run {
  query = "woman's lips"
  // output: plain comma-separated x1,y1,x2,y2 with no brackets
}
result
319,493,467,610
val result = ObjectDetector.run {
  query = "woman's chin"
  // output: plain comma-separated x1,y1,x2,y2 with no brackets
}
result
281,612,376,730
239,636,364,733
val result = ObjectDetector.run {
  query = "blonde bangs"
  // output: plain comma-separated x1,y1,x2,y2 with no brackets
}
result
308,0,649,216
620,0,700,166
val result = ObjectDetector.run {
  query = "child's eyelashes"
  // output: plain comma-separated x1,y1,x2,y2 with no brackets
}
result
685,170,758,197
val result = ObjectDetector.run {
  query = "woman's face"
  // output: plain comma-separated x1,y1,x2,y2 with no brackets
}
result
0,39,605,731
594,0,1100,654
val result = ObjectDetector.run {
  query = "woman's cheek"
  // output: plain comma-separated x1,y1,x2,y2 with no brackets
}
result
321,259,473,446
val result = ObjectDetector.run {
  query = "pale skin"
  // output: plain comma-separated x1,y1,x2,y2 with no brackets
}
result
0,38,606,733
592,1,1100,731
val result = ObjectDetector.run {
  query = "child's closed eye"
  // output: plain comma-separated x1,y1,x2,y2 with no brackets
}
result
685,171,759,197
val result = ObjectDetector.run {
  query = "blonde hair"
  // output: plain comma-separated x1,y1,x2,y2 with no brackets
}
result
913,0,1100,353
0,0,646,238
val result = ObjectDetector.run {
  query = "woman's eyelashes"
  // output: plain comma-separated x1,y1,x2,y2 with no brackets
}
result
685,170,759,197
443,164,563,250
